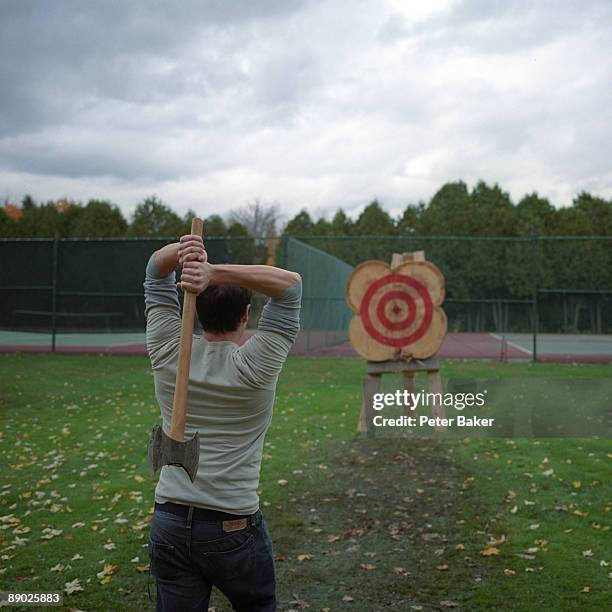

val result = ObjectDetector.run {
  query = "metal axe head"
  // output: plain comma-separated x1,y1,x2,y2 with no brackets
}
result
148,423,200,482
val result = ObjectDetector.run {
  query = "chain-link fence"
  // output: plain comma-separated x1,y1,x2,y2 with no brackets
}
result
0,237,264,350
1,234,611,359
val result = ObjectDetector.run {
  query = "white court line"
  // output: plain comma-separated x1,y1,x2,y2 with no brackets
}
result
490,333,533,356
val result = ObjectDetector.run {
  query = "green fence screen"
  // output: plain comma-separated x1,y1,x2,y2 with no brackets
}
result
0,237,234,332
282,237,354,352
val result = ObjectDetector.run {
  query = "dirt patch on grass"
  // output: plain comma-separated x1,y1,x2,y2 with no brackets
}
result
253,437,497,611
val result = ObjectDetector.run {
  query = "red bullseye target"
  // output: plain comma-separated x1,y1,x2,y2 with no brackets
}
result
377,290,416,331
360,273,433,347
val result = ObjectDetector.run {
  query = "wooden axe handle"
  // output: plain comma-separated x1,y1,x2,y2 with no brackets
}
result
170,217,204,441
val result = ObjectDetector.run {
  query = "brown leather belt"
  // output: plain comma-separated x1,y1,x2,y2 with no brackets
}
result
155,501,256,532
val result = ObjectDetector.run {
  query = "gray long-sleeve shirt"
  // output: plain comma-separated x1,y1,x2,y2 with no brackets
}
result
144,255,301,514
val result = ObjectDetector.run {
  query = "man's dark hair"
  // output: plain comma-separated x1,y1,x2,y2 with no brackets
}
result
196,285,252,334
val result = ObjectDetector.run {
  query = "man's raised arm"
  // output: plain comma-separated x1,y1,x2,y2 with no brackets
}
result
180,260,302,344
143,236,206,366
209,264,300,298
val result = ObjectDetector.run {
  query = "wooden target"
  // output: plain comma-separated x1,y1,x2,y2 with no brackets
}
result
346,259,447,362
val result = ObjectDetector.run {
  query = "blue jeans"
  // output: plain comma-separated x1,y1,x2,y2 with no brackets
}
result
148,507,276,611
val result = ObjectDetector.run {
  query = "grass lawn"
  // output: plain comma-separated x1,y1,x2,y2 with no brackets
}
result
0,353,610,611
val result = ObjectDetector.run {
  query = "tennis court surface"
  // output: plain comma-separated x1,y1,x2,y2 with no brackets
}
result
1,330,610,363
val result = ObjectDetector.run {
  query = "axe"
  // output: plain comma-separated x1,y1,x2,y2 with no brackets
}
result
148,217,203,482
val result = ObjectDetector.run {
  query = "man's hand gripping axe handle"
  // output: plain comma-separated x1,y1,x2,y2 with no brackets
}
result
148,217,203,482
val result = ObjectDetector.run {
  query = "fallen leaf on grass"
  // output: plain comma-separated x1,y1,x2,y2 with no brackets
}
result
344,528,367,539
327,534,341,543
297,554,313,562
436,564,448,571
580,586,590,593
64,578,84,595
440,601,459,608
136,564,150,573
96,563,117,581
360,563,376,571
341,595,354,602
40,527,62,540
480,547,500,556
504,569,516,576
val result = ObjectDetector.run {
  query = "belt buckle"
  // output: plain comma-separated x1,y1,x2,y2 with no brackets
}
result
223,518,248,532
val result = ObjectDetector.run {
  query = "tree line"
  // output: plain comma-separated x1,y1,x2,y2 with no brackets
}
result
2,181,611,240
283,181,612,238
0,194,257,240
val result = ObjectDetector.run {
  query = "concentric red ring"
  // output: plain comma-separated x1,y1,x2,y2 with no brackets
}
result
376,290,416,331
360,273,433,347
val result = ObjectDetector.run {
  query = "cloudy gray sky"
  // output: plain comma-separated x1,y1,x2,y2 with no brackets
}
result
1,0,611,221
